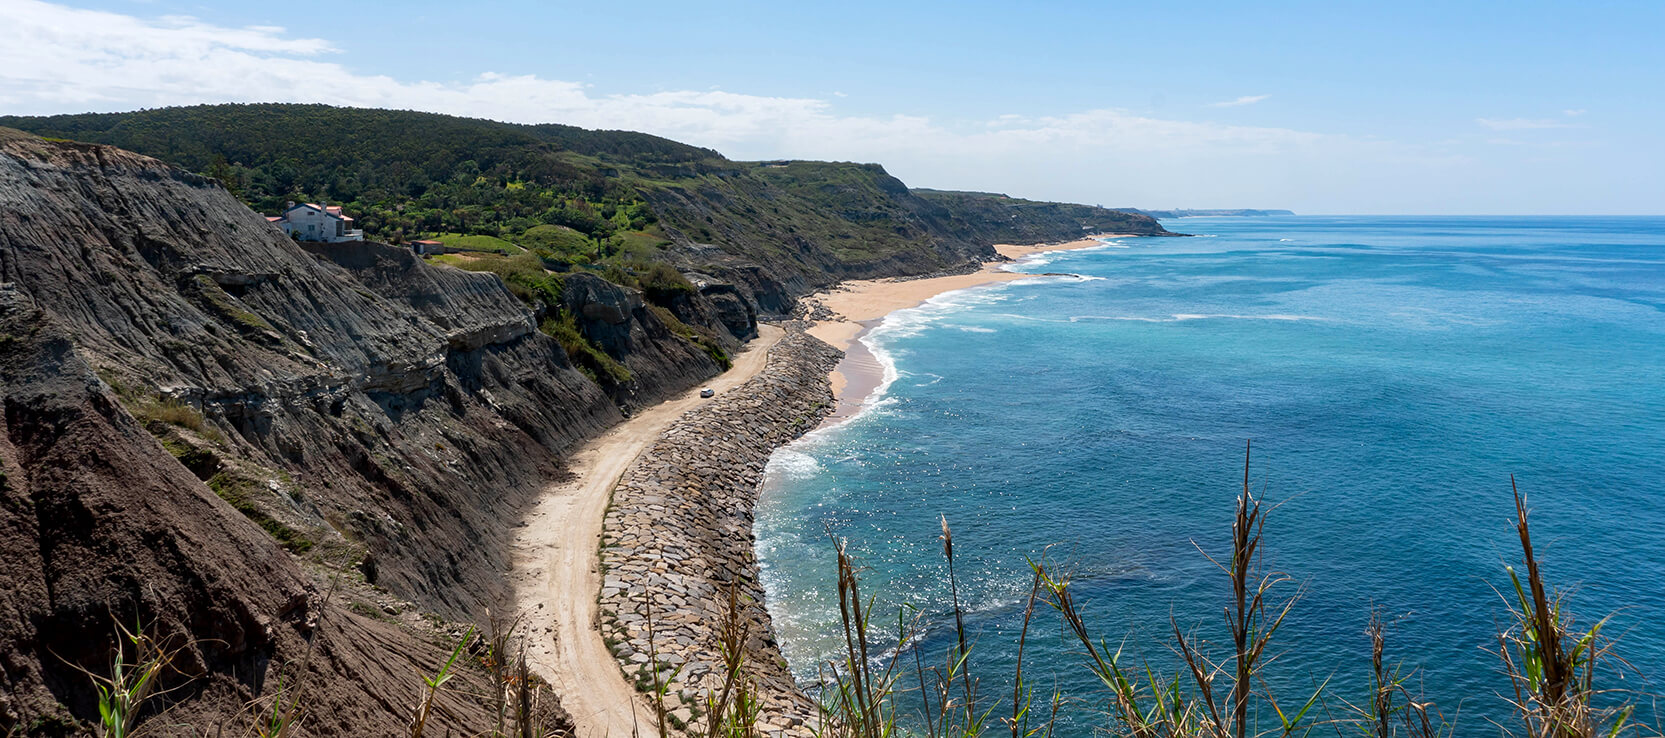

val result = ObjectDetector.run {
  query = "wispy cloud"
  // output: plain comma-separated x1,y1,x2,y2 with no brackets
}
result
10,0,1627,213
1562,109,1586,117
0,0,1346,164
1209,94,1271,108
1476,117,1579,131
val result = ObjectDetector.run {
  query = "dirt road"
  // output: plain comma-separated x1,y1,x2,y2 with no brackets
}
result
512,324,784,738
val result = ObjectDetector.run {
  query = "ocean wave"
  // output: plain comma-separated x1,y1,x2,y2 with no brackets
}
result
1068,313,1331,323
1008,273,1104,285
762,448,824,483
1005,241,1128,270
946,324,996,333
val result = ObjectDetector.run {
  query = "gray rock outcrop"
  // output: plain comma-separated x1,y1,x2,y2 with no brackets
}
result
598,327,840,736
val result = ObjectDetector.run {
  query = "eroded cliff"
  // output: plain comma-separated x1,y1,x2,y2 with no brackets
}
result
0,130,713,733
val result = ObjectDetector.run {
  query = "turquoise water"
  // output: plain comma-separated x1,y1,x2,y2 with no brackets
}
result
755,216,1665,734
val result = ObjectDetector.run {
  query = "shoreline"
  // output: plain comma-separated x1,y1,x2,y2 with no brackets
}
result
593,326,840,736
515,234,1135,737
511,325,787,738
804,234,1136,423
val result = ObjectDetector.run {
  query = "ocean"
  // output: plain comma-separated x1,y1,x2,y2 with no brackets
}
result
754,215,1665,735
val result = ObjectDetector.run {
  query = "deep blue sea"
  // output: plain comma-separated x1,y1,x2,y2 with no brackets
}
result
754,215,1665,735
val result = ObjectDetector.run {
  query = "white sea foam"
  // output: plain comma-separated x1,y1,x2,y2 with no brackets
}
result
1004,238,1130,271
762,447,823,483
1006,273,1104,287
1068,313,1332,323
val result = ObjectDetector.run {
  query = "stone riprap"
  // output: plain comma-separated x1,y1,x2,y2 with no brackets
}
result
599,325,840,735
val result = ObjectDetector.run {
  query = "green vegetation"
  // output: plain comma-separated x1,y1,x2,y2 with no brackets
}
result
648,304,730,369
107,377,232,447
159,437,220,479
191,275,276,334
79,619,184,738
0,104,1165,290
130,396,210,433
635,261,696,303
913,188,1165,244
779,449,1657,738
409,626,471,738
206,472,314,553
79,450,1656,738
539,313,632,386
420,232,523,255
101,373,317,555
0,104,681,248
521,223,592,255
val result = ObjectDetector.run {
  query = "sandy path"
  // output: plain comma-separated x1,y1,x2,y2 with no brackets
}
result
512,324,785,738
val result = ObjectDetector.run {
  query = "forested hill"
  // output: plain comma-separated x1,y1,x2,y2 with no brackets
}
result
1,104,1173,309
914,189,1172,243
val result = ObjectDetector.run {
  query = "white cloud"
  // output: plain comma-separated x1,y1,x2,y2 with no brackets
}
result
1476,117,1578,131
0,0,1340,164
1563,109,1587,117
0,0,1651,213
1208,94,1271,108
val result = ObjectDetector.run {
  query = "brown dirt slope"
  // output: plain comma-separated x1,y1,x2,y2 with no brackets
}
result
0,291,528,735
0,129,641,733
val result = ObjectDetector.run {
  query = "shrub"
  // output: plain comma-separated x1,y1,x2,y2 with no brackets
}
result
539,312,633,386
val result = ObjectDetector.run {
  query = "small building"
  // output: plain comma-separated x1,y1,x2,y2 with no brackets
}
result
269,201,364,243
409,239,445,256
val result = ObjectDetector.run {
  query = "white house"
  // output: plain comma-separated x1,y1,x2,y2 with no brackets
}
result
269,202,364,242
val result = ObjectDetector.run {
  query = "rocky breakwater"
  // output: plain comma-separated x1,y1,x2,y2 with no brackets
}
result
598,326,840,735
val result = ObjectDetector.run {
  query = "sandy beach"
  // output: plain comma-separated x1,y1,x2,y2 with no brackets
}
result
804,235,1133,420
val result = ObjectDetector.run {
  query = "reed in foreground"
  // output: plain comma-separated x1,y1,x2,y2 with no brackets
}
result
72,445,1657,738
802,443,1657,738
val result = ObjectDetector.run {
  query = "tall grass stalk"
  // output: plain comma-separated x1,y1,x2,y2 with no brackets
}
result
815,536,908,738
409,625,471,738
64,450,1658,738
706,582,763,738
81,619,188,738
1356,610,1452,738
1495,478,1639,738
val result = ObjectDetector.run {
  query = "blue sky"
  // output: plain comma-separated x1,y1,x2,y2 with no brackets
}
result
2,0,1661,213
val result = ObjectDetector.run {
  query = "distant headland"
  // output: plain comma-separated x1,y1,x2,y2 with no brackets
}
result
1136,208,1295,217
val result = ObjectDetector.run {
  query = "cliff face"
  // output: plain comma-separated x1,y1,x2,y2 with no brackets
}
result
646,164,1174,312
0,106,1176,320
0,130,715,731
557,273,725,409
299,242,728,414
0,131,625,617
0,113,1175,732
0,290,531,735
912,188,1178,244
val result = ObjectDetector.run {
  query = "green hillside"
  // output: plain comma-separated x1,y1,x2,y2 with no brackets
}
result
1,104,1172,299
